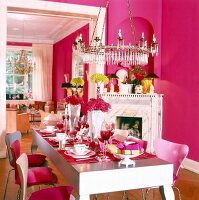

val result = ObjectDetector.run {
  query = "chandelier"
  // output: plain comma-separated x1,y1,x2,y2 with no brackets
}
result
73,0,158,66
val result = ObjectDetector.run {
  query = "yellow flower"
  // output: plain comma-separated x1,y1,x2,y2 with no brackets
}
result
71,77,84,86
90,73,108,84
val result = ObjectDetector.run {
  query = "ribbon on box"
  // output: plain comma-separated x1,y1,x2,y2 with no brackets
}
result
117,142,141,150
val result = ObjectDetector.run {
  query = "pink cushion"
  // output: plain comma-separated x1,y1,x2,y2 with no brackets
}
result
29,186,73,200
16,167,58,185
27,154,46,166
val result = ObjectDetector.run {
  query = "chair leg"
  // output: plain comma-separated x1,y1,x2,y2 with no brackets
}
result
93,194,98,200
17,187,21,200
141,189,146,200
3,168,14,200
173,186,182,200
122,190,129,200
145,188,151,200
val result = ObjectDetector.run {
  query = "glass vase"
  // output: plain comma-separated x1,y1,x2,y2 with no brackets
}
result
68,104,81,132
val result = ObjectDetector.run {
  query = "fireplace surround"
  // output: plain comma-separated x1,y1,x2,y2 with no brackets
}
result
101,93,163,152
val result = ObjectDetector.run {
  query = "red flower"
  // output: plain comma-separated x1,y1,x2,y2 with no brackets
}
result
87,98,111,112
65,95,82,105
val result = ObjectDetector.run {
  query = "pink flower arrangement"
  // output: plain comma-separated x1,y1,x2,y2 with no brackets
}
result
65,95,82,105
87,98,111,112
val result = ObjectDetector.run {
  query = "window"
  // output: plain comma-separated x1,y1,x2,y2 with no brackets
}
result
6,48,33,100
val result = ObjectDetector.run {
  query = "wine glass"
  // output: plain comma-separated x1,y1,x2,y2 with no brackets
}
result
105,121,115,136
56,122,64,131
99,122,112,161
67,130,77,144
76,115,89,143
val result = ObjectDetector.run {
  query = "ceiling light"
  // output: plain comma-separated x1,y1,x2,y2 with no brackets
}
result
73,0,158,67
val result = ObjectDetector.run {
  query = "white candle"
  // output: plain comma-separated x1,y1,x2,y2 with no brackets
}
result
118,29,122,38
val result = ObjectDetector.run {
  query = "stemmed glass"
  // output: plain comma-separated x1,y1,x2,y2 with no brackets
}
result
75,115,89,143
56,122,64,131
105,121,115,137
99,122,112,161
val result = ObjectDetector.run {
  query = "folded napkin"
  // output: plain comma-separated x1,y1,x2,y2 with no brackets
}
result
45,138,58,147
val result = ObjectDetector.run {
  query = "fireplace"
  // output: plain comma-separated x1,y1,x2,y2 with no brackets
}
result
101,93,163,152
116,116,142,139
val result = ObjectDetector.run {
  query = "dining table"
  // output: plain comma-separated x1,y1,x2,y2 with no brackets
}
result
31,128,175,200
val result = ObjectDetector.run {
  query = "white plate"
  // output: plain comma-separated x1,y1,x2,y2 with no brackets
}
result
116,69,128,82
70,148,90,156
65,149,95,159
41,128,57,133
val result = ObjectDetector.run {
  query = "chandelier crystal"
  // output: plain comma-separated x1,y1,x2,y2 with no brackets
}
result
73,0,158,66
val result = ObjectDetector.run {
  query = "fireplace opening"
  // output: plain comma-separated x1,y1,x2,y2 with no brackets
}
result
116,116,142,139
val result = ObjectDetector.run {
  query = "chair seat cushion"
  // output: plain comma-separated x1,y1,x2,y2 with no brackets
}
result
16,167,58,185
27,154,47,166
29,186,73,200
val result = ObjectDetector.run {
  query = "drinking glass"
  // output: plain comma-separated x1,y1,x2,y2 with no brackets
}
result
56,122,64,131
76,116,89,143
99,125,111,161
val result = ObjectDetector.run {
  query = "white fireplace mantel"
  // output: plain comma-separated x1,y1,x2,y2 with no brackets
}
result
101,93,163,153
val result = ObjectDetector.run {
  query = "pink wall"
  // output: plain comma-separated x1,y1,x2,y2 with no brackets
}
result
52,24,89,102
107,0,162,78
52,0,198,162
160,0,199,161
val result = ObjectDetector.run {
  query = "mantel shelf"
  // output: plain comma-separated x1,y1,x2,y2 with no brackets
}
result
101,93,163,98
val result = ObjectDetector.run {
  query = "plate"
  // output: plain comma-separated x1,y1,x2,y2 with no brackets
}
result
70,148,90,156
116,69,128,82
41,128,57,133
65,149,95,158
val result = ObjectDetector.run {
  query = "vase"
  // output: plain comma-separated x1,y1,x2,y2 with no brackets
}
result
68,104,81,132
88,110,105,141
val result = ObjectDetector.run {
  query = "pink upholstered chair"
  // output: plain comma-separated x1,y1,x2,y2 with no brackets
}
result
10,140,58,199
3,131,48,200
16,153,73,200
145,138,189,200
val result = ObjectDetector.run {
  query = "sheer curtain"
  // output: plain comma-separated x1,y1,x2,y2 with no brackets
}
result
32,44,53,101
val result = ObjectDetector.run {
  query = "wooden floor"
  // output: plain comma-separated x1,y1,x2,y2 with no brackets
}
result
0,131,199,200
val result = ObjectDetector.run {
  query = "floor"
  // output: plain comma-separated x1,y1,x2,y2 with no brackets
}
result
0,130,199,200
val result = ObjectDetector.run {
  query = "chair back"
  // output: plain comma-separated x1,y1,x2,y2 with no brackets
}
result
10,140,21,178
16,153,28,200
5,131,22,167
153,138,189,180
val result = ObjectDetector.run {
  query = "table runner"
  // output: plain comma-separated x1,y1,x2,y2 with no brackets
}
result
35,129,156,165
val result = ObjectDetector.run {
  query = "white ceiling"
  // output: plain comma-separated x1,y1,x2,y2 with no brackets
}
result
7,12,90,44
